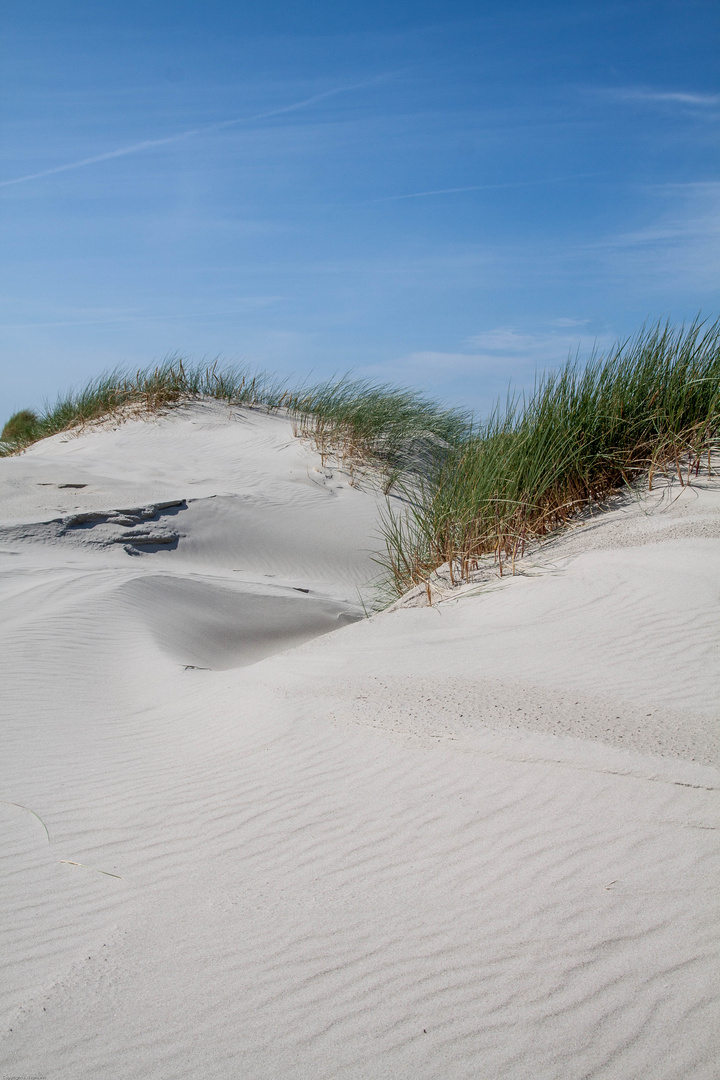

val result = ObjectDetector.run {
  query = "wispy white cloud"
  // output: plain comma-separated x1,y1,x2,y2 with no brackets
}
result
356,324,618,414
584,181,720,291
372,176,592,202
551,317,591,328
0,75,390,189
373,185,491,202
463,327,606,358
464,329,550,353
0,298,280,330
599,87,720,107
592,181,720,247
376,326,614,382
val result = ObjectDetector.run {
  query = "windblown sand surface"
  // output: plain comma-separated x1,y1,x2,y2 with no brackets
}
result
1,403,718,1079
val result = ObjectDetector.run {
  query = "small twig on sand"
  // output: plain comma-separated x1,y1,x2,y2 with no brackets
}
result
60,860,123,879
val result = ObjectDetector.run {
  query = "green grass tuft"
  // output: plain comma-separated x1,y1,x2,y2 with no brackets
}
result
0,359,468,481
2,317,718,600
380,317,720,593
1,409,40,447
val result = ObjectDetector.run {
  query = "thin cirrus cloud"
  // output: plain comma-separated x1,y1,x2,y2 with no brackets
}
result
469,326,616,365
0,75,391,189
371,176,593,202
589,181,720,248
1,302,281,330
584,182,720,287
385,327,614,382
600,87,720,107
464,328,594,355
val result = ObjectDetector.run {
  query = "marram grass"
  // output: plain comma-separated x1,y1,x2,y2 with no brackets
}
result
0,358,469,479
2,318,719,599
2,360,289,449
381,318,720,594
1,408,40,446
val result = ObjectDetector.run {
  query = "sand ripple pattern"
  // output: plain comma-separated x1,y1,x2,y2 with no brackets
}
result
1,408,719,1079
1,663,718,1079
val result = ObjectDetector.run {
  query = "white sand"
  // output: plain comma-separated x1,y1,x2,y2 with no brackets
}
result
1,403,718,1079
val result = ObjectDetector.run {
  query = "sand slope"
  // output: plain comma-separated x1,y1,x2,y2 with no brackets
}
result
1,407,718,1079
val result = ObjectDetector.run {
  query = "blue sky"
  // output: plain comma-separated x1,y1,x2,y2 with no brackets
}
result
1,0,718,420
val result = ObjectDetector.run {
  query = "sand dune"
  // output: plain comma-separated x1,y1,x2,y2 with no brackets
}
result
1,404,718,1079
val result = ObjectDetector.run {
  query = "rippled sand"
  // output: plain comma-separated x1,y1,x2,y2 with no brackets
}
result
1,404,718,1079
